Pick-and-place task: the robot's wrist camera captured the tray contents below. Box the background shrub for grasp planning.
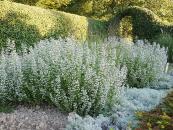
[7,0,39,5]
[154,33,173,63]
[109,6,173,40]
[36,0,71,9]
[0,1,108,51]
[7,0,173,22]
[4,0,173,42]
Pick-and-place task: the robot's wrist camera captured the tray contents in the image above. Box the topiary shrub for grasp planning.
[115,16,133,40]
[0,1,108,51]
[5,0,72,7]
[109,6,173,40]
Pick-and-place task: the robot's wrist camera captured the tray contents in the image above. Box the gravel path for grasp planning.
[0,105,68,130]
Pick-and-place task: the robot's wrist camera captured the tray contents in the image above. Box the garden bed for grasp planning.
[0,38,173,130]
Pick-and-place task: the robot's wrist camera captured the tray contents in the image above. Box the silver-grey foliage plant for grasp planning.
[104,37,168,88]
[0,37,167,116]
[0,38,127,116]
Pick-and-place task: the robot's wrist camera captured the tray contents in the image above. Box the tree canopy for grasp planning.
[7,0,173,22]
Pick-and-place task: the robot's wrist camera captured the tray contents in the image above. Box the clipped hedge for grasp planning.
[0,1,108,50]
[5,0,39,5]
[109,6,173,40]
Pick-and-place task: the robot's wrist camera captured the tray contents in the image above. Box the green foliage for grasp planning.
[0,103,14,113]
[36,0,71,9]
[109,6,173,40]
[109,0,173,39]
[0,12,41,50]
[140,0,173,23]
[5,0,173,41]
[5,0,173,22]
[35,0,115,19]
[154,33,173,63]
[116,17,133,39]
[5,0,39,5]
[114,0,173,22]
[0,1,107,51]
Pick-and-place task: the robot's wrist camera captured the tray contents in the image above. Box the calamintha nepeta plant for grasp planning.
[104,37,167,88]
[0,38,127,116]
[0,37,168,116]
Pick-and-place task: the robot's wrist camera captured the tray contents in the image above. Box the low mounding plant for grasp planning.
[66,113,109,130]
[0,38,127,116]
[65,87,168,130]
[104,37,167,88]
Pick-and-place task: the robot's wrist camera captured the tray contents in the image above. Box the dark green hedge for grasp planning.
[0,1,108,50]
[155,33,173,62]
[109,6,173,40]
[6,0,39,5]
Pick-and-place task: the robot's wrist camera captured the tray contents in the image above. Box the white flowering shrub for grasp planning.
[104,37,168,88]
[0,38,127,116]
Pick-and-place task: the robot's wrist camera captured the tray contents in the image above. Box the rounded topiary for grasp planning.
[109,6,173,40]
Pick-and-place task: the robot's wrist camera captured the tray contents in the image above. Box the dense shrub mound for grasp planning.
[0,1,107,50]
[109,6,173,40]
[0,38,168,116]
[0,38,127,116]
[105,38,167,88]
